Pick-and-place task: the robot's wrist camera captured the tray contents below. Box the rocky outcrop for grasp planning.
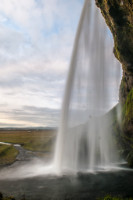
[96,0,133,166]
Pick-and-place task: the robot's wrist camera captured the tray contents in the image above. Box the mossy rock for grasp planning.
[122,88,133,133]
[119,88,133,165]
[0,193,3,200]
[0,193,15,200]
[99,195,133,200]
[0,193,27,200]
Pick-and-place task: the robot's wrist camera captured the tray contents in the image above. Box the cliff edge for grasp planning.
[96,0,133,166]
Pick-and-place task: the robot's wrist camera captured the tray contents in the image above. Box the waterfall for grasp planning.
[54,0,121,174]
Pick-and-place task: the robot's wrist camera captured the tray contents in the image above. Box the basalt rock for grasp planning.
[96,0,133,166]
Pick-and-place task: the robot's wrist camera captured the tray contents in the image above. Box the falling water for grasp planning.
[54,0,121,174]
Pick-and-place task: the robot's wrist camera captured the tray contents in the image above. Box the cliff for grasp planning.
[96,0,133,166]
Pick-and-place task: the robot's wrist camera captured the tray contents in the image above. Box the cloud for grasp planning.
[0,0,83,57]
[0,0,84,121]
[0,0,122,128]
[0,105,60,127]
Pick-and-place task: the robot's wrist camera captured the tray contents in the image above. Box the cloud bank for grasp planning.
[0,0,84,127]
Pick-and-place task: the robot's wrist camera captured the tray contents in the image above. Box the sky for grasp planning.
[0,0,122,128]
[0,0,85,128]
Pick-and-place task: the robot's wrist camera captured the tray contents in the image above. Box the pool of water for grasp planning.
[0,168,133,200]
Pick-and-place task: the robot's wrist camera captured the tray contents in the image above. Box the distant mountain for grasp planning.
[0,126,57,131]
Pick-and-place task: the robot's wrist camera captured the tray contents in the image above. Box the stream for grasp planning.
[0,142,38,164]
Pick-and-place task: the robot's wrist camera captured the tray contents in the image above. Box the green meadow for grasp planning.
[0,129,56,165]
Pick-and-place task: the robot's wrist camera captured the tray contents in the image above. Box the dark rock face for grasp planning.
[96,0,133,71]
[95,0,133,166]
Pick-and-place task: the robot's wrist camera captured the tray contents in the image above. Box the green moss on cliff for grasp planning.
[121,89,133,166]
[122,88,133,126]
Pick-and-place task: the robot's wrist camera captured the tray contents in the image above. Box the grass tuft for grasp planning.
[0,144,18,165]
[99,195,133,200]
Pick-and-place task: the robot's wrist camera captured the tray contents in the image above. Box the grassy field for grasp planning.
[0,129,56,165]
[0,144,18,165]
[0,129,56,151]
